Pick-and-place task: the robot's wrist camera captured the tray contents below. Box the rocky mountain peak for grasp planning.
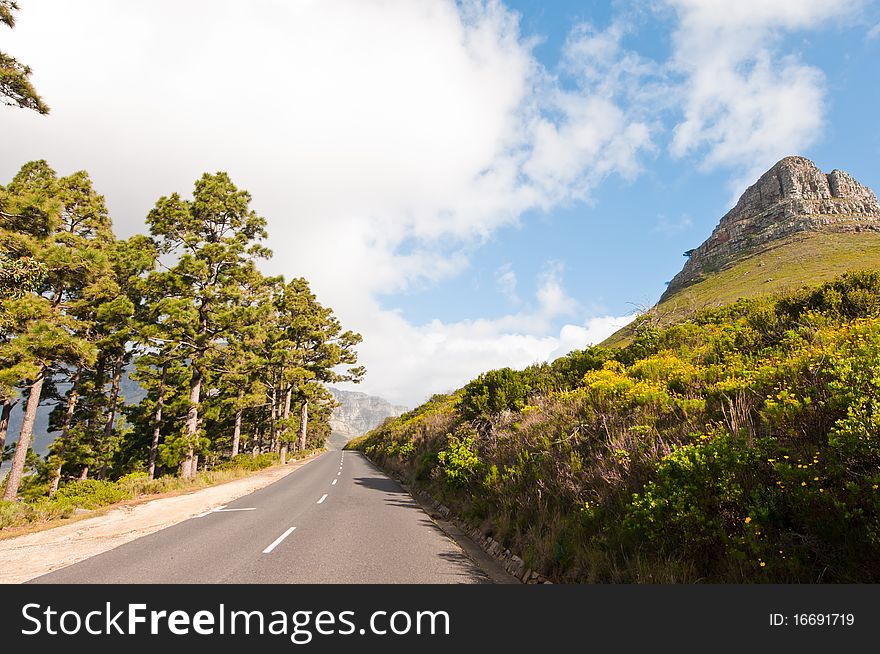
[736,156,876,208]
[662,156,880,300]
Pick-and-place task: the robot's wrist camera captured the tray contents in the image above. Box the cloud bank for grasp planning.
[0,0,864,405]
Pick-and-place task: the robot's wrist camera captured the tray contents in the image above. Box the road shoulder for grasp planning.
[0,452,324,584]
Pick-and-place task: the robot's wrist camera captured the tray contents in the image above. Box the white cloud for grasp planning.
[654,213,693,234]
[337,278,634,406]
[562,21,669,112]
[495,263,520,304]
[666,0,863,185]
[548,315,637,360]
[2,0,863,406]
[534,261,579,322]
[520,21,660,205]
[1,0,649,406]
[868,22,880,39]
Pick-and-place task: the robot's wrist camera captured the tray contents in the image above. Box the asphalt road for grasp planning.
[30,451,491,584]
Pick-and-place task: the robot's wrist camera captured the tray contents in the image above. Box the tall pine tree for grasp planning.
[1,162,111,500]
[145,172,269,478]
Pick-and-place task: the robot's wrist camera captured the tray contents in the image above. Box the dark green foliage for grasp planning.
[0,256,46,299]
[460,368,533,422]
[216,453,279,472]
[1,160,361,513]
[546,346,610,388]
[52,479,128,509]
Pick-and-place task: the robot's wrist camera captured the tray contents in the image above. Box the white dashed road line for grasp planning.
[317,494,328,504]
[196,505,256,518]
[331,479,337,485]
[195,505,226,518]
[262,527,296,554]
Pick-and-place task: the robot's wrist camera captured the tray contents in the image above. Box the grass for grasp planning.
[603,231,880,347]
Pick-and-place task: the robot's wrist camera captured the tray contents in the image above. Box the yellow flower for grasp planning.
[744,517,752,524]
[760,561,766,567]
[801,481,807,486]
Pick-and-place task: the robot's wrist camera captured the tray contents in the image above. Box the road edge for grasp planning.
[356,453,520,585]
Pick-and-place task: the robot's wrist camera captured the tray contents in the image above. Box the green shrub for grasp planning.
[0,500,29,529]
[216,452,279,472]
[625,430,767,558]
[117,472,169,496]
[436,429,482,487]
[52,479,130,509]
[352,270,880,581]
[460,368,532,422]
[0,500,75,529]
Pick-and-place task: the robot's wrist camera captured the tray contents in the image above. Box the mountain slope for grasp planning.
[604,156,880,347]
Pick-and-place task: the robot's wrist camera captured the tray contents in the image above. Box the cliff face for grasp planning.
[328,388,407,441]
[662,156,880,300]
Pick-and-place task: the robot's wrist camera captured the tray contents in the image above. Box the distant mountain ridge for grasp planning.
[327,388,407,449]
[1,368,145,474]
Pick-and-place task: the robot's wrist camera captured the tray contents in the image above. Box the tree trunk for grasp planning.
[253,427,260,457]
[85,355,106,435]
[49,369,81,496]
[269,385,278,454]
[79,466,88,481]
[181,364,202,479]
[98,352,125,479]
[48,463,63,496]
[148,363,167,480]
[0,398,15,458]
[3,369,46,501]
[231,387,244,457]
[280,386,291,464]
[298,397,308,453]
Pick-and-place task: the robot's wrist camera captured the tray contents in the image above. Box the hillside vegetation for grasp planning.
[351,270,880,582]
[604,230,880,347]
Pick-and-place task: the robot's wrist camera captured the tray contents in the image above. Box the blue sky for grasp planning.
[2,0,879,405]
[390,0,880,326]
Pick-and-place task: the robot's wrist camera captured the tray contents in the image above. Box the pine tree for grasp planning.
[276,278,364,452]
[45,235,156,489]
[215,273,276,458]
[1,162,112,500]
[145,172,269,478]
[0,1,49,114]
[121,351,189,478]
